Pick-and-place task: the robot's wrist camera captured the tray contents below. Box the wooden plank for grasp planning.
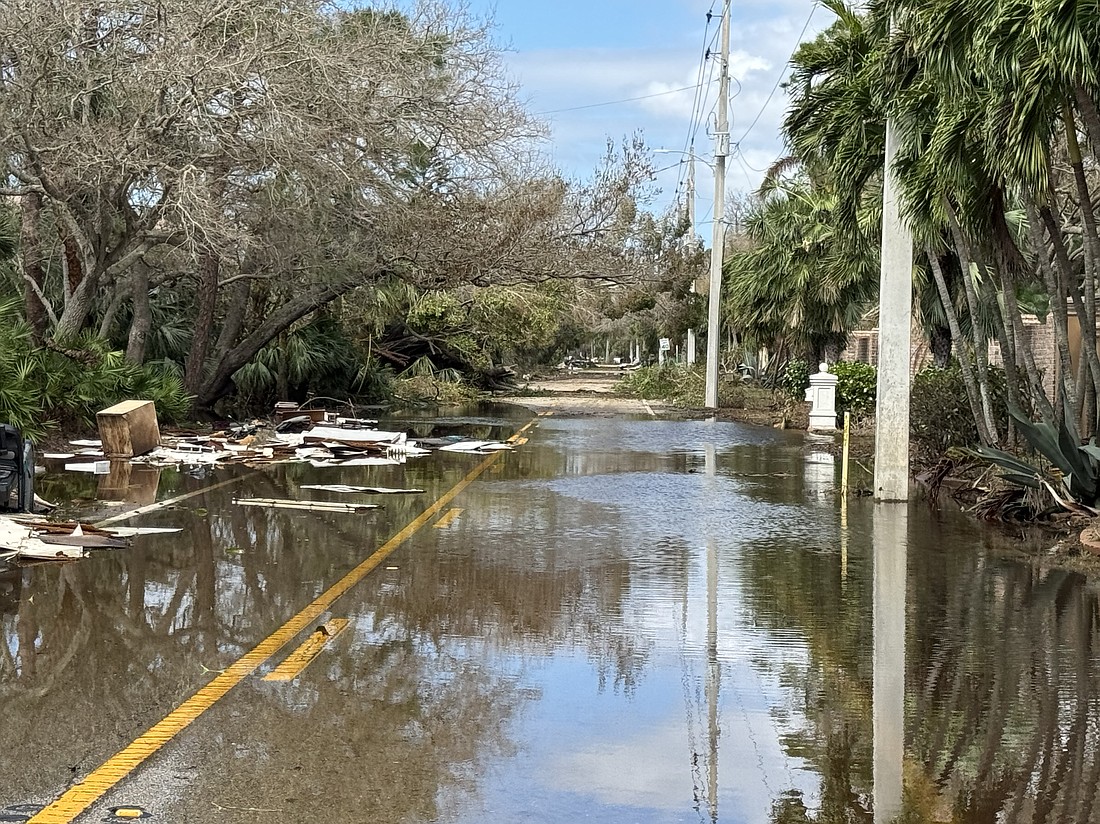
[234,498,379,513]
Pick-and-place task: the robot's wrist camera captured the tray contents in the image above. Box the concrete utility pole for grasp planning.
[686,156,697,365]
[705,0,731,409]
[872,118,912,500]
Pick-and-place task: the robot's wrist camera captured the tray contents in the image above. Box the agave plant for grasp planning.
[973,408,1100,514]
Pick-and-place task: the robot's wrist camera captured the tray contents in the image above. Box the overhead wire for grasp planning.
[732,1,819,158]
[535,83,712,116]
[673,9,723,207]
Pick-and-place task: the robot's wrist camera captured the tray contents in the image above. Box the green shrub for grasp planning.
[0,298,192,440]
[911,364,1007,457]
[781,359,811,398]
[829,361,877,419]
[616,363,744,408]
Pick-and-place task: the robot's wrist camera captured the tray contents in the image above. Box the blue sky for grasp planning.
[462,0,829,221]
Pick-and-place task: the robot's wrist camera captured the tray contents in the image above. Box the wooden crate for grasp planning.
[97,400,161,458]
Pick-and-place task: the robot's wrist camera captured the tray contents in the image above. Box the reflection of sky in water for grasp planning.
[443,418,834,823]
[462,647,820,823]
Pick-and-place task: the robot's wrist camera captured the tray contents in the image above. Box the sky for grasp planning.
[462,0,830,225]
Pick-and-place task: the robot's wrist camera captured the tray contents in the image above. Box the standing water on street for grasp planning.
[1,408,1095,823]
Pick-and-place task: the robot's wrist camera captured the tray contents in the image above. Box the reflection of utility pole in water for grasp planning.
[704,441,719,821]
[706,537,720,823]
[873,504,907,824]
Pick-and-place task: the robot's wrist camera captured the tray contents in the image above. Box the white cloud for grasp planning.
[496,0,829,203]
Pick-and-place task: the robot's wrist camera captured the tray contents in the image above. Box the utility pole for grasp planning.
[705,0,731,410]
[686,156,697,365]
[872,119,913,500]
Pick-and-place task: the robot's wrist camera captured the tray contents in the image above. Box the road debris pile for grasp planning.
[55,420,514,475]
[7,400,526,564]
[0,518,181,562]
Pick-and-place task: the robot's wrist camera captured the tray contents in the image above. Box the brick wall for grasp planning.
[838,319,932,376]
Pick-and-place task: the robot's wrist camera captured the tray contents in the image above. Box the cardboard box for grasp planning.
[97,400,161,458]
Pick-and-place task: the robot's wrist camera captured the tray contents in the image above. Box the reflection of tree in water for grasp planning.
[162,628,525,823]
[0,461,663,815]
[739,513,1100,824]
[369,491,667,697]
[905,546,1100,824]
[738,534,874,824]
[770,727,871,824]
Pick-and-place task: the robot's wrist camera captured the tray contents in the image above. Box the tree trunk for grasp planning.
[19,192,49,344]
[996,253,1056,424]
[211,279,251,367]
[125,262,151,364]
[1026,199,1079,422]
[61,235,82,303]
[945,206,999,443]
[928,247,993,445]
[1038,198,1100,421]
[197,276,364,409]
[1073,82,1100,164]
[183,250,220,396]
[98,279,128,340]
[275,332,290,401]
[54,250,99,342]
[1064,103,1100,435]
[979,271,1021,412]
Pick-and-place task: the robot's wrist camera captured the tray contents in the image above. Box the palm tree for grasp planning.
[725,173,879,363]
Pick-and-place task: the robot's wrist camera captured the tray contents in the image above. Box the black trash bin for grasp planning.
[0,424,34,513]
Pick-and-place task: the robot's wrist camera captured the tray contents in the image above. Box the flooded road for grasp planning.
[2,407,1099,823]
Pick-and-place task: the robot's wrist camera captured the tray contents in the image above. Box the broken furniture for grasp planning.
[97,400,161,458]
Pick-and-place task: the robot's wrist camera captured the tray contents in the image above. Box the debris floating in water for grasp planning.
[233,497,380,514]
[299,485,425,494]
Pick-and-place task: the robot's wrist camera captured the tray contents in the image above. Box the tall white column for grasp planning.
[873,118,913,500]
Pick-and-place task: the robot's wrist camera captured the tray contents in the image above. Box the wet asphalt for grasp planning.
[3,405,1099,823]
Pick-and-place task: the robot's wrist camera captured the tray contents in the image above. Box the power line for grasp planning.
[734,1,818,147]
[535,83,708,115]
[675,11,723,201]
[734,153,758,189]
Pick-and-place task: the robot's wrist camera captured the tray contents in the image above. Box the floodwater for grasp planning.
[1,406,1098,823]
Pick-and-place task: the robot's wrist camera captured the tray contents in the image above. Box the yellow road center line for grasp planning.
[432,507,463,529]
[29,417,539,824]
[262,618,350,682]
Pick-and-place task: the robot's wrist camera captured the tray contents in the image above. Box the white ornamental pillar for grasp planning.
[807,363,838,432]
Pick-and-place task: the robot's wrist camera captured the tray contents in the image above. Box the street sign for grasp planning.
[659,338,671,351]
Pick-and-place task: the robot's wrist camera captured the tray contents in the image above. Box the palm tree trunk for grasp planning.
[1064,103,1100,434]
[927,247,993,445]
[1073,82,1100,163]
[945,204,999,442]
[979,270,1021,412]
[1038,200,1100,407]
[1025,198,1079,422]
[995,250,1056,424]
